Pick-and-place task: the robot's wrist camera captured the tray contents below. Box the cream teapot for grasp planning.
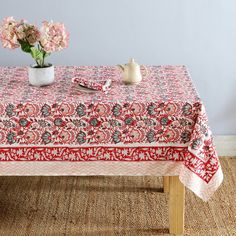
[118,58,148,85]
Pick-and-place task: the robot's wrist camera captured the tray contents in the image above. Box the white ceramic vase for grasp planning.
[28,64,54,87]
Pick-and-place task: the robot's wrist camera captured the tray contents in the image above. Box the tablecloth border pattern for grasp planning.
[0,145,219,183]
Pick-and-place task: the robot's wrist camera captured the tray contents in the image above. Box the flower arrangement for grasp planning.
[0,17,69,68]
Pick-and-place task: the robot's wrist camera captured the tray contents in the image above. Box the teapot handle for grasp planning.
[141,65,149,78]
[117,64,125,71]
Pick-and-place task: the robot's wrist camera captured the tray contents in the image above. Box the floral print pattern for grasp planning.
[0,66,220,184]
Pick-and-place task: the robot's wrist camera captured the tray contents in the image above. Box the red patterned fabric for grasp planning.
[71,76,111,92]
[0,65,223,200]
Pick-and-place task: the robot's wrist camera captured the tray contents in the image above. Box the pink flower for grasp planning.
[25,25,40,45]
[40,21,69,53]
[16,22,40,45]
[0,16,19,49]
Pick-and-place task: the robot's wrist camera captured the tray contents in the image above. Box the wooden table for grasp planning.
[164,176,185,235]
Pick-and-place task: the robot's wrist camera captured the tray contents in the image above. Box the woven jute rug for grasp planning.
[0,157,235,236]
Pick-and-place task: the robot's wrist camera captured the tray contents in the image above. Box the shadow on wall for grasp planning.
[213,79,236,135]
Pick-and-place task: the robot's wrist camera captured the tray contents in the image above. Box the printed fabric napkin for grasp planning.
[72,77,112,92]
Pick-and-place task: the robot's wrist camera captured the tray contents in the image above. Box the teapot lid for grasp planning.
[130,58,135,63]
[128,58,139,66]
[129,58,136,64]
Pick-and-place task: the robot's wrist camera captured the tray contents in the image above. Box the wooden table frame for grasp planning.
[163,176,185,235]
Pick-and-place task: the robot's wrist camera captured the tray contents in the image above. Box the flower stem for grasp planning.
[39,42,47,67]
[42,52,46,67]
[36,60,40,67]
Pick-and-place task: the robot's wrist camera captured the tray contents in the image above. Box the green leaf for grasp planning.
[44,52,51,58]
[30,47,43,61]
[18,39,32,53]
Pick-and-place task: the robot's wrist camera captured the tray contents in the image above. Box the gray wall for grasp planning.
[0,0,235,135]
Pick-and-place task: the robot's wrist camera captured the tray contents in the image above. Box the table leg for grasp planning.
[163,176,170,193]
[169,176,185,235]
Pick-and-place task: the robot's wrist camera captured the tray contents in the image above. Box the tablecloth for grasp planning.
[0,65,223,201]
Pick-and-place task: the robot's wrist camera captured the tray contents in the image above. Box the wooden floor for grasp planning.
[0,157,235,236]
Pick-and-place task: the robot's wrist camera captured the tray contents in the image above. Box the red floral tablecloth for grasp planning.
[0,65,223,201]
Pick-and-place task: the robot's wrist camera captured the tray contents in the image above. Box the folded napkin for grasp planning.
[72,77,112,92]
